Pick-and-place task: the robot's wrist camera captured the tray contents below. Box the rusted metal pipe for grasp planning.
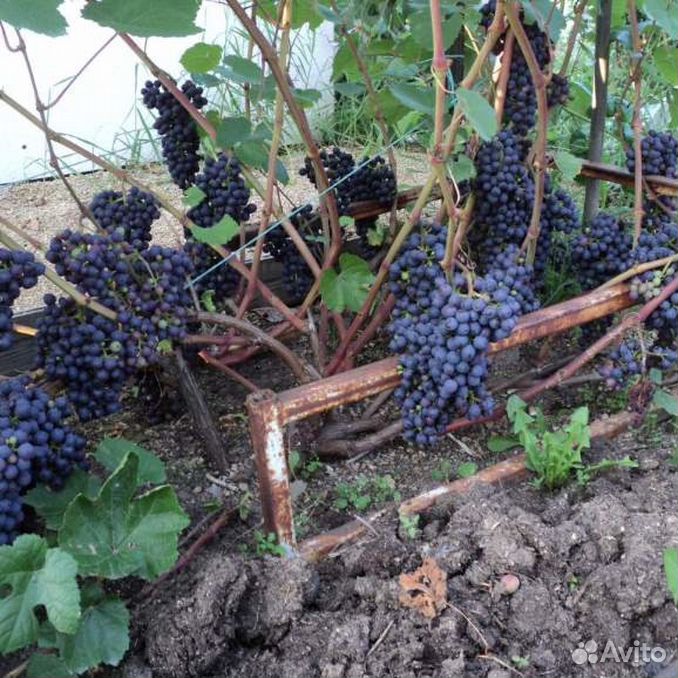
[279,283,632,423]
[300,408,637,561]
[245,390,296,547]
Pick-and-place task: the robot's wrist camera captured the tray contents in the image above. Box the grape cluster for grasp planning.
[388,223,533,445]
[299,148,396,253]
[90,187,160,250]
[470,131,578,278]
[0,376,86,543]
[547,74,570,108]
[183,239,240,304]
[40,231,194,420]
[625,130,678,178]
[598,337,644,390]
[0,249,44,351]
[570,212,633,291]
[141,79,208,188]
[265,204,322,304]
[187,153,257,227]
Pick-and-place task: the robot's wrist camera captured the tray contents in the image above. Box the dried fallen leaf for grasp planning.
[399,557,447,619]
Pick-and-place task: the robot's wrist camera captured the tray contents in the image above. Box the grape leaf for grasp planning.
[293,88,322,109]
[664,548,678,605]
[522,0,566,41]
[59,453,189,580]
[448,154,476,182]
[0,0,67,36]
[183,186,207,208]
[320,254,375,313]
[234,140,269,171]
[409,10,462,50]
[641,0,678,39]
[220,56,264,84]
[216,117,252,149]
[455,88,497,141]
[181,42,223,74]
[554,149,584,182]
[82,0,201,37]
[334,82,366,96]
[94,438,166,485]
[26,653,71,678]
[24,471,101,532]
[55,598,129,673]
[0,535,80,654]
[653,389,678,416]
[190,214,239,246]
[653,45,678,86]
[390,83,435,116]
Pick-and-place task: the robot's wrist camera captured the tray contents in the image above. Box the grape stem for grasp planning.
[598,252,678,290]
[627,0,644,246]
[505,4,549,265]
[559,0,589,76]
[494,29,514,125]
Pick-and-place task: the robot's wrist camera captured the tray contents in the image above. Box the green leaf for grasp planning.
[554,149,584,182]
[293,88,322,109]
[320,253,375,313]
[26,653,71,678]
[649,368,663,385]
[653,389,678,416]
[82,0,201,37]
[24,471,101,531]
[221,55,264,84]
[190,214,240,247]
[664,548,678,605]
[0,536,80,654]
[641,0,678,39]
[94,438,166,485]
[457,462,478,478]
[183,185,207,208]
[234,140,269,171]
[448,154,476,182]
[409,10,462,50]
[180,42,222,74]
[487,436,520,453]
[56,598,130,673]
[0,0,67,36]
[653,45,678,86]
[275,159,289,185]
[59,453,189,580]
[389,83,435,116]
[333,42,361,81]
[216,116,252,149]
[455,88,497,141]
[334,82,366,96]
[522,0,566,41]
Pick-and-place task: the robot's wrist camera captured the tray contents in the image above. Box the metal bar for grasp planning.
[245,389,296,547]
[299,408,636,561]
[279,283,633,422]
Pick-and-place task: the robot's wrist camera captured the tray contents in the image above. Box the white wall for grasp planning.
[0,1,335,184]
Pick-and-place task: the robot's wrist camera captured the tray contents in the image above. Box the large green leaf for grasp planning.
[522,0,566,41]
[293,88,322,109]
[409,10,463,50]
[26,654,71,678]
[641,0,678,39]
[190,215,240,247]
[94,438,166,485]
[320,254,375,313]
[216,116,252,149]
[455,88,497,141]
[59,453,189,580]
[181,42,223,74]
[653,44,678,86]
[554,149,584,182]
[24,471,101,531]
[234,140,269,171]
[389,83,435,116]
[82,0,201,37]
[220,56,264,84]
[56,598,129,673]
[0,535,80,654]
[0,0,67,36]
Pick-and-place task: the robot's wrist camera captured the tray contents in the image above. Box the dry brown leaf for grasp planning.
[399,557,448,619]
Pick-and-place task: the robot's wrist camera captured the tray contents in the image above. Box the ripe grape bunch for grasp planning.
[625,130,678,179]
[41,230,195,420]
[388,223,536,445]
[570,212,633,291]
[0,248,44,351]
[0,376,86,544]
[184,153,256,303]
[90,187,160,251]
[141,79,208,188]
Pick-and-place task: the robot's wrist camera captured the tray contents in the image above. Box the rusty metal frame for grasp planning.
[246,282,635,550]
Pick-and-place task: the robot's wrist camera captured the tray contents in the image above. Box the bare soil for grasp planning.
[62,341,677,678]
